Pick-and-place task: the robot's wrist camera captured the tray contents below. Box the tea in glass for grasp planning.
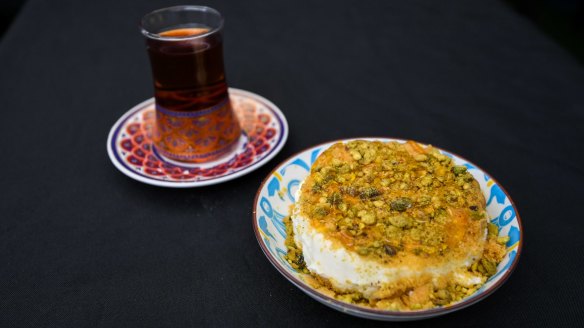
[141,6,241,163]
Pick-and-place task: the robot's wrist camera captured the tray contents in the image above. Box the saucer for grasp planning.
[107,88,288,187]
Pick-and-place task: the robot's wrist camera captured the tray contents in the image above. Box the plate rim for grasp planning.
[107,87,289,188]
[252,137,523,320]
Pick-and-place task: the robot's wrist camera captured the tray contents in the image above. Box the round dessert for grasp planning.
[284,140,508,311]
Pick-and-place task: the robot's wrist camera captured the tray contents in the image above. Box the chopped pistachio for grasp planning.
[388,215,412,228]
[420,175,433,186]
[372,200,385,208]
[487,223,499,237]
[452,165,467,175]
[358,210,376,225]
[390,197,412,212]
[416,195,432,206]
[481,258,497,276]
[328,192,342,205]
[359,187,381,199]
[435,289,450,301]
[357,247,370,256]
[384,244,397,256]
[414,154,427,162]
[340,186,357,197]
[313,206,329,216]
[349,150,362,160]
[311,182,322,193]
[470,211,485,221]
[497,236,510,245]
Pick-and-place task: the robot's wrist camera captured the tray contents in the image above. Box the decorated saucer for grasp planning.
[107,88,288,187]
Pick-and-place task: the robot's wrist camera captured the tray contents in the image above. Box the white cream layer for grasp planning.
[291,181,485,297]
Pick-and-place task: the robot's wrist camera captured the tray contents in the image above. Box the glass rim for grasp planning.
[140,5,224,41]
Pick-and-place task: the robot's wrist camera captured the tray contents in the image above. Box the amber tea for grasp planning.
[146,27,228,112]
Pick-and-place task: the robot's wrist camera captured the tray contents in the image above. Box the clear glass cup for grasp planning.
[141,6,241,163]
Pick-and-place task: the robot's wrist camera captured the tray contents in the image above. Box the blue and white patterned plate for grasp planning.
[253,138,522,321]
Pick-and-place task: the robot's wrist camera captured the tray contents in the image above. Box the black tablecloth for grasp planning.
[1,0,583,327]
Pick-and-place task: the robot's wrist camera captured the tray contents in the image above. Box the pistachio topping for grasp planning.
[295,140,486,260]
[284,140,509,312]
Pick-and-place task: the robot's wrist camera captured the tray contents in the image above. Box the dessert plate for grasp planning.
[252,137,522,321]
[107,88,288,187]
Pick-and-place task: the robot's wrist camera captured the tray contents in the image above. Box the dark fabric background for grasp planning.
[1,0,583,327]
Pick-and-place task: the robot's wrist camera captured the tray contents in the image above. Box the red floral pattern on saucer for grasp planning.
[107,88,288,187]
